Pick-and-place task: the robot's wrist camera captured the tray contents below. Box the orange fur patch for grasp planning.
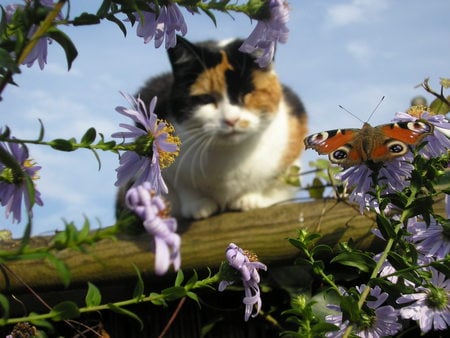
[189,51,234,96]
[244,70,282,114]
[280,112,308,168]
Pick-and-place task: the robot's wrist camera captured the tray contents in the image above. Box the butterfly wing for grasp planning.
[303,129,358,154]
[378,121,433,144]
[304,121,434,167]
[367,121,433,162]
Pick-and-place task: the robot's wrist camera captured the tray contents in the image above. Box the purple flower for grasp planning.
[397,268,450,333]
[239,0,290,67]
[326,285,402,337]
[133,3,187,49]
[22,25,51,70]
[393,111,450,158]
[406,195,450,260]
[112,92,180,194]
[125,181,181,275]
[337,156,413,213]
[0,139,43,223]
[5,1,62,70]
[218,243,267,321]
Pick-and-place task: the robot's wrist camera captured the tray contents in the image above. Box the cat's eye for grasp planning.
[193,94,218,106]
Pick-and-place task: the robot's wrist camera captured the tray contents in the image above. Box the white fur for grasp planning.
[163,96,297,219]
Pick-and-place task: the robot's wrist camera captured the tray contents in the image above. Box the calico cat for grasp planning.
[135,36,308,219]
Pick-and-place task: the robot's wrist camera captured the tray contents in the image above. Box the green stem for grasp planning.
[342,206,411,338]
[1,137,129,153]
[4,272,221,325]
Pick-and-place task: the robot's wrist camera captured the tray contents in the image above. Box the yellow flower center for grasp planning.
[244,250,259,262]
[23,158,40,180]
[407,105,432,118]
[155,121,180,169]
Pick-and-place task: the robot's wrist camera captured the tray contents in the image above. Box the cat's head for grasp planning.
[167,36,283,144]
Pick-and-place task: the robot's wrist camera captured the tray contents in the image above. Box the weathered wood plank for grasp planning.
[1,199,381,291]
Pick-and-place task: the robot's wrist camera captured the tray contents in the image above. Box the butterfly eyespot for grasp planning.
[386,140,408,155]
[331,148,349,161]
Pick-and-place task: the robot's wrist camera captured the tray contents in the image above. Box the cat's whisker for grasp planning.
[191,133,212,181]
[189,133,213,189]
[173,131,209,187]
[199,136,215,179]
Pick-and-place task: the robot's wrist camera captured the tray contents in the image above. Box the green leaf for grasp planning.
[85,282,102,307]
[50,301,80,321]
[46,254,71,287]
[185,270,198,289]
[81,127,96,145]
[78,218,91,242]
[309,177,325,199]
[376,213,396,240]
[430,96,450,115]
[340,295,361,323]
[387,252,421,284]
[132,264,145,300]
[0,47,20,75]
[161,286,186,301]
[37,118,45,141]
[96,0,112,17]
[331,251,375,273]
[46,28,78,70]
[106,13,128,36]
[311,244,333,257]
[0,293,9,319]
[149,292,166,306]
[199,7,217,27]
[186,291,199,305]
[174,269,184,287]
[107,303,144,330]
[72,12,101,26]
[50,138,75,151]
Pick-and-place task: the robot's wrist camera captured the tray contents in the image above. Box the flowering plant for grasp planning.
[285,86,450,337]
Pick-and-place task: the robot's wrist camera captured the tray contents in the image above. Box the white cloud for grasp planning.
[326,0,389,27]
[346,40,373,65]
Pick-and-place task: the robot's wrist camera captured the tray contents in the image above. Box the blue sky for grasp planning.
[1,0,449,237]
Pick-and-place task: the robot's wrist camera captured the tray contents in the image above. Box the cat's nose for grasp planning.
[224,118,239,127]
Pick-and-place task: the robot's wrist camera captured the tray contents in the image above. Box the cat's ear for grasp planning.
[167,36,219,76]
[168,36,205,68]
[167,36,198,65]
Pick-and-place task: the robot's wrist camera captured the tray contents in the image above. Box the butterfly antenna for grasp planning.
[338,105,364,123]
[366,96,385,123]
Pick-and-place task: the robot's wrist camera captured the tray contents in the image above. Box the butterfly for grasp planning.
[303,121,434,168]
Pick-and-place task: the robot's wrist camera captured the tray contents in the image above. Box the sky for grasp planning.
[1,0,449,238]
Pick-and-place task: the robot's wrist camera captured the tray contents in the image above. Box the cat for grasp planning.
[133,36,308,219]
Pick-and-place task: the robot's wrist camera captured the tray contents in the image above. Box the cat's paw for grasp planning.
[228,193,269,211]
[180,198,219,219]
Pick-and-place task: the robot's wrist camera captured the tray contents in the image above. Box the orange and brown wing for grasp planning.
[378,121,433,145]
[304,129,358,155]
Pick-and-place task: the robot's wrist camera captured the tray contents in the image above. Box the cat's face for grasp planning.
[168,38,283,144]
